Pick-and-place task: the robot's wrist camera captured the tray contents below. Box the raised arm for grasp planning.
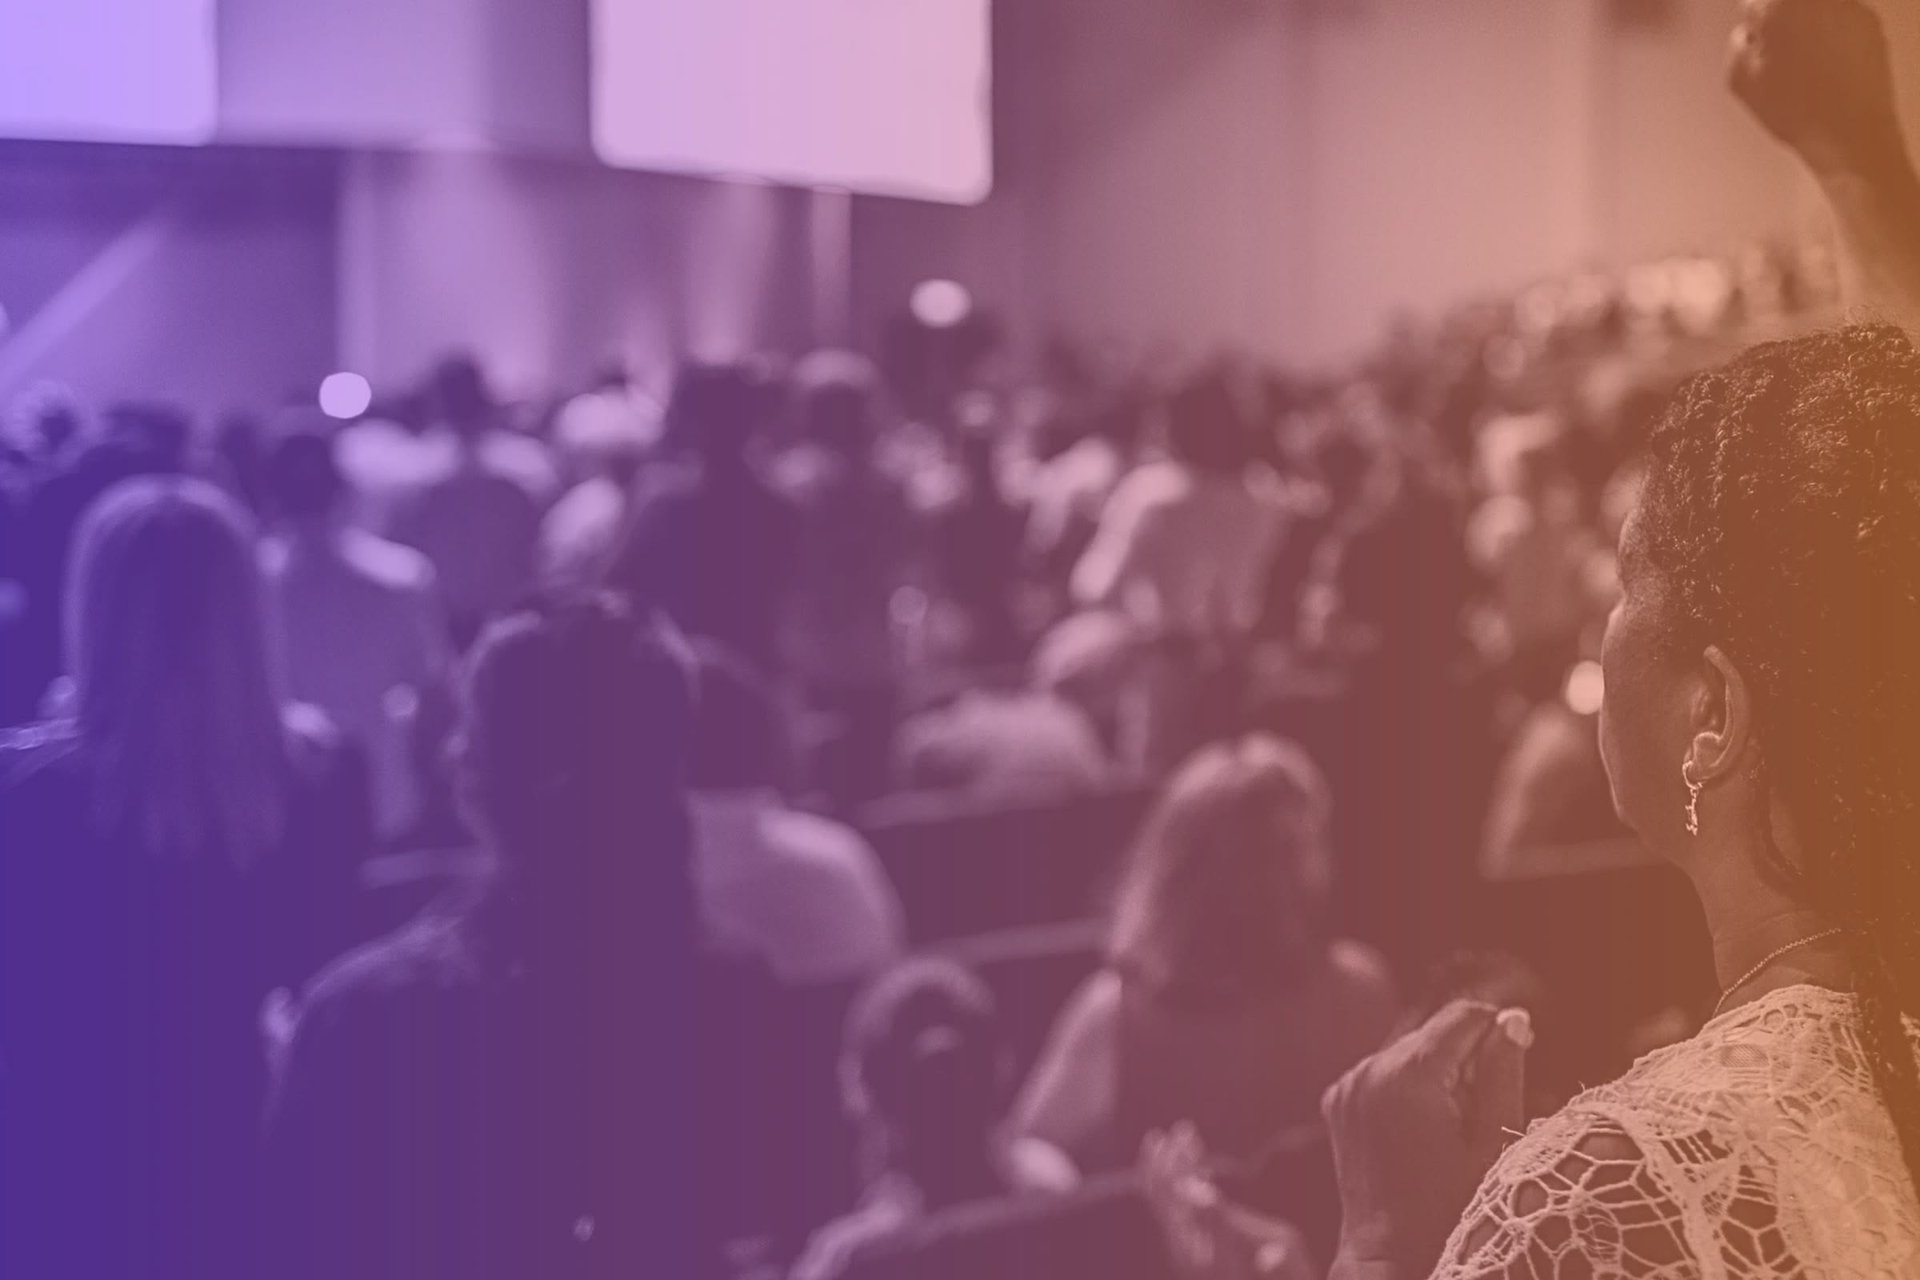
[1731,0,1920,337]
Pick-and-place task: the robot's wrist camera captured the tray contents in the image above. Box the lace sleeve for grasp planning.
[1428,987,1919,1278]
[1430,1110,1705,1280]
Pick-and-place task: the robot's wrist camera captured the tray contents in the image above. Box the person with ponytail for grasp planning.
[1012,735,1398,1186]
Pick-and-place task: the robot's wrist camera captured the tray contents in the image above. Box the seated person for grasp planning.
[892,611,1135,804]
[258,423,448,843]
[600,361,791,673]
[691,647,905,987]
[791,959,1019,1280]
[261,597,747,1280]
[1008,736,1398,1184]
[1071,373,1293,644]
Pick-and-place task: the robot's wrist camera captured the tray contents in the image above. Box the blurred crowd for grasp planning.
[0,230,1839,1279]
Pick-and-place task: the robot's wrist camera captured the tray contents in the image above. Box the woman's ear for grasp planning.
[1688,644,1755,783]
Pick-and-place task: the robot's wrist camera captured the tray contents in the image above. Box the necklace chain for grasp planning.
[1712,927,1846,1018]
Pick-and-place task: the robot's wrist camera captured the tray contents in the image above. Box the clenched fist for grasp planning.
[1729,0,1909,178]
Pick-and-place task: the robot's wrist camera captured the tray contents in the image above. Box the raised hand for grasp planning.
[1729,0,1908,179]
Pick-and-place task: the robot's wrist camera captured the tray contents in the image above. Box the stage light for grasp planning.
[910,279,972,329]
[1565,660,1605,716]
[318,372,373,420]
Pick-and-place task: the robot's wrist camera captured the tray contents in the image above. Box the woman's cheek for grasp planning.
[1598,615,1655,834]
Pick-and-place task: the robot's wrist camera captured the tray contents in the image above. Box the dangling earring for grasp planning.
[1683,760,1703,837]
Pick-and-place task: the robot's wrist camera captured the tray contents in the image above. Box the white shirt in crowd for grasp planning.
[1022,436,1124,561]
[260,529,446,839]
[1071,460,1291,639]
[551,385,661,470]
[691,789,906,987]
[336,420,562,528]
[539,474,628,588]
[893,690,1110,804]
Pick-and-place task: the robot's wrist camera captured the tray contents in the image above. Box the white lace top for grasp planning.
[1432,985,1920,1279]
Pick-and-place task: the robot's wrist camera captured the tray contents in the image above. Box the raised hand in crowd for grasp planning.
[1731,0,1920,333]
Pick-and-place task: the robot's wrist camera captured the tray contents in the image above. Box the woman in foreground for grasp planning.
[1160,4,1920,1276]
[1327,3,1920,1271]
[1333,319,1920,1279]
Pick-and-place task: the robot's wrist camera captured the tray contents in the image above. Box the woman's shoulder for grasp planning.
[1478,986,1880,1185]
[1435,1104,1692,1279]
[1587,984,1877,1122]
[1440,986,1920,1278]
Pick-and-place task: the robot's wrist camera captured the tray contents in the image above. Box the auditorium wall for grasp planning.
[336,150,818,398]
[0,143,339,419]
[862,0,1892,368]
[1,0,1916,413]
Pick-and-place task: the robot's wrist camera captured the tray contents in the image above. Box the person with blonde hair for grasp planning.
[0,476,368,1279]
[1010,735,1398,1185]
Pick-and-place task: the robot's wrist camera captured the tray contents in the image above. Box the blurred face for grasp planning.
[1598,507,1695,857]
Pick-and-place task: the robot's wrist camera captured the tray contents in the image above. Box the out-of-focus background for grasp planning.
[4,0,1915,405]
[1,3,1915,1278]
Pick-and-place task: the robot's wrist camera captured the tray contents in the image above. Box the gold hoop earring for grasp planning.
[1683,760,1704,837]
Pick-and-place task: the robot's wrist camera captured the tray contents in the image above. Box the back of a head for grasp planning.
[450,595,711,1273]
[66,476,288,862]
[1636,324,1920,1190]
[103,401,192,472]
[1165,373,1254,476]
[21,388,84,458]
[663,361,766,465]
[794,349,881,461]
[260,425,345,524]
[688,645,789,792]
[431,354,493,436]
[1638,325,1920,869]
[459,594,696,901]
[1315,428,1379,508]
[957,421,999,487]
[844,958,1007,1203]
[1112,736,1334,1004]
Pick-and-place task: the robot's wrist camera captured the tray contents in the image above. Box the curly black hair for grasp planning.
[1637,323,1920,1198]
